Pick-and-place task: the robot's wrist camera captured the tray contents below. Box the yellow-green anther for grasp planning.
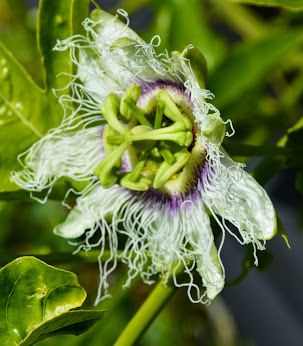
[130,125,157,151]
[128,150,150,181]
[201,113,226,147]
[153,148,191,189]
[119,173,152,191]
[158,90,192,131]
[120,83,141,124]
[131,122,188,146]
[93,140,131,189]
[101,93,129,135]
[103,125,122,170]
[185,131,193,147]
[154,101,164,129]
[123,97,153,127]
[151,147,161,159]
[107,135,125,145]
[158,141,176,165]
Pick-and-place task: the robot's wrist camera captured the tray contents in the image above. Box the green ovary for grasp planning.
[95,83,206,193]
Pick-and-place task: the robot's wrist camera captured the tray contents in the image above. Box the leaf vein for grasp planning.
[0,92,43,138]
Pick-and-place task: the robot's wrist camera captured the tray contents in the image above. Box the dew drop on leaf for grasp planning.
[15,102,24,111]
[54,14,64,26]
[0,58,9,80]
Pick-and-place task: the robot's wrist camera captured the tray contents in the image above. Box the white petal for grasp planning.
[183,199,225,300]
[206,148,277,243]
[77,9,153,93]
[77,10,186,96]
[77,49,121,103]
[12,126,104,191]
[54,184,130,239]
[91,9,146,46]
[54,203,96,239]
[120,190,224,301]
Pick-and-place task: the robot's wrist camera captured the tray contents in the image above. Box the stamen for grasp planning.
[130,122,191,147]
[158,90,192,131]
[107,135,126,145]
[129,150,150,182]
[158,141,176,165]
[101,93,129,135]
[119,173,152,191]
[119,150,152,191]
[93,140,131,188]
[154,101,164,129]
[103,125,122,170]
[96,82,203,193]
[129,125,157,151]
[123,97,153,127]
[120,83,141,124]
[153,148,191,189]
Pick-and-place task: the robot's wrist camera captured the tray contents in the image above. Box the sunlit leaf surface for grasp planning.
[0,0,89,192]
[0,257,105,346]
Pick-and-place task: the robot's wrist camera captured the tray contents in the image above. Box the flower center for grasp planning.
[94,82,206,193]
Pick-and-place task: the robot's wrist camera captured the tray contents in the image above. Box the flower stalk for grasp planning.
[114,263,184,346]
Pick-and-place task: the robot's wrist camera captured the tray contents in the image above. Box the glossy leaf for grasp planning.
[0,257,105,346]
[0,0,90,192]
[37,0,90,90]
[229,0,303,10]
[0,42,48,192]
[208,29,303,109]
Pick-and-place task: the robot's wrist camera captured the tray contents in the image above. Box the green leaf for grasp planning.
[0,42,51,192]
[38,0,90,90]
[147,0,226,71]
[276,215,290,248]
[228,0,303,10]
[0,0,90,193]
[208,29,303,109]
[0,257,106,346]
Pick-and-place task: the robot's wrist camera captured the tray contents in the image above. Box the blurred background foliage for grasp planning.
[1,0,303,345]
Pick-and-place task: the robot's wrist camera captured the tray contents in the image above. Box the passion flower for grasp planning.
[11,9,277,305]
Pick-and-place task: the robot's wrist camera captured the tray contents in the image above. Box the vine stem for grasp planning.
[0,250,125,266]
[223,142,286,157]
[114,264,183,346]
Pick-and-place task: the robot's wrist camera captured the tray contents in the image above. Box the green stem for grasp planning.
[91,0,101,9]
[0,250,124,267]
[114,265,182,346]
[224,142,286,157]
[251,116,303,185]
